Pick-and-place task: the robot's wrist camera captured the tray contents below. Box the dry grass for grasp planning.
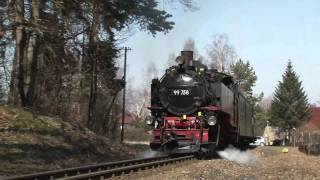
[138,146,320,180]
[0,106,148,178]
[124,127,152,142]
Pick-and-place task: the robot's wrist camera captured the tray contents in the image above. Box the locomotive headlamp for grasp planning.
[165,132,172,139]
[145,116,154,125]
[165,132,176,140]
[181,75,192,82]
[207,115,217,126]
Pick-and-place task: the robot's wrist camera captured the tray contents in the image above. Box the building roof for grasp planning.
[305,107,320,130]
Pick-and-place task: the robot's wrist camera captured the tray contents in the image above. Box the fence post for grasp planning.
[293,133,295,147]
[293,128,296,147]
[308,132,311,155]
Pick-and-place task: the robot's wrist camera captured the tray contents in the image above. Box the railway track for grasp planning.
[3,154,195,180]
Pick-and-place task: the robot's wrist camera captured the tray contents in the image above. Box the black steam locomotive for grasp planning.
[147,51,255,155]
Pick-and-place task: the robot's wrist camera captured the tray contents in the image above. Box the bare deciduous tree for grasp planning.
[130,88,149,126]
[127,61,158,127]
[166,53,177,68]
[182,37,206,63]
[165,0,199,11]
[260,95,273,111]
[147,61,158,80]
[207,34,237,72]
[317,96,320,106]
[0,0,13,102]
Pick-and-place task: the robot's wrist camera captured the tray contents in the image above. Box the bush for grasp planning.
[124,128,151,142]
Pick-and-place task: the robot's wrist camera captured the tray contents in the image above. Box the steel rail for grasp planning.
[58,155,195,180]
[2,155,172,180]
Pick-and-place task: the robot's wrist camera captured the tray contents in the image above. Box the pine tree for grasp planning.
[230,59,267,135]
[270,61,311,131]
[230,59,257,96]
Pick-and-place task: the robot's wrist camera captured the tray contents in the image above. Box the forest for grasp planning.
[0,0,312,139]
[0,0,185,136]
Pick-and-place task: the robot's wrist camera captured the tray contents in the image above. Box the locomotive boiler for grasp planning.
[146,51,255,154]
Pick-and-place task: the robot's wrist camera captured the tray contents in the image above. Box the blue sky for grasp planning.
[122,0,320,103]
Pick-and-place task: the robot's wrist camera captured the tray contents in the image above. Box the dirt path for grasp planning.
[137,146,320,180]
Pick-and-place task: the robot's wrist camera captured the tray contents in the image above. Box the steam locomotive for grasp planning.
[146,51,255,155]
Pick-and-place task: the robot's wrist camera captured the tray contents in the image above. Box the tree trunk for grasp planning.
[9,0,25,106]
[87,0,99,127]
[102,94,118,134]
[25,0,40,107]
[9,0,40,108]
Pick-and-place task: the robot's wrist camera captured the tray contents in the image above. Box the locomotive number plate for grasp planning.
[169,89,192,96]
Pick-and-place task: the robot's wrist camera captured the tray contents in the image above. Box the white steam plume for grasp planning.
[136,149,164,158]
[217,145,257,165]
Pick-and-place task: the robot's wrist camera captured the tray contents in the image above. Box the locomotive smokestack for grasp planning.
[181,51,194,68]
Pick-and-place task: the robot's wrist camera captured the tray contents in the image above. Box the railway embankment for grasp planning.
[0,106,148,178]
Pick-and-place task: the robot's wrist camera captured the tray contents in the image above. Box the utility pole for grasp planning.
[121,47,131,143]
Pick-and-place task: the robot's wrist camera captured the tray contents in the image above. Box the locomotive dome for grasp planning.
[158,51,206,115]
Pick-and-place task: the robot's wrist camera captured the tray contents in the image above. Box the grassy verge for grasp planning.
[0,106,148,177]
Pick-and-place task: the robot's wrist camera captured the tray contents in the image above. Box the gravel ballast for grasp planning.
[137,146,320,180]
